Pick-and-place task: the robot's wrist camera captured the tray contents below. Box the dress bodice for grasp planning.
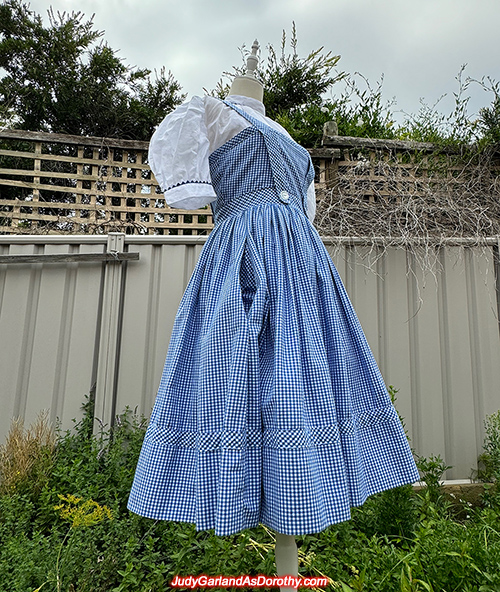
[208,100,315,224]
[147,95,317,221]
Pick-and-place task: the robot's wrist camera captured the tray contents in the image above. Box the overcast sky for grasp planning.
[27,0,500,124]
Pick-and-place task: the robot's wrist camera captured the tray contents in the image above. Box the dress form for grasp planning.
[227,40,264,102]
[130,36,421,585]
[227,40,299,592]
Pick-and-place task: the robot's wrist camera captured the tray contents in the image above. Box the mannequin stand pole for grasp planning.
[275,532,298,591]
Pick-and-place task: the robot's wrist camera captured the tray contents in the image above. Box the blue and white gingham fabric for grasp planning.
[127,100,420,535]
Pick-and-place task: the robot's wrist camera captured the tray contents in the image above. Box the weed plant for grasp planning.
[477,410,500,483]
[0,411,56,496]
[1,399,500,592]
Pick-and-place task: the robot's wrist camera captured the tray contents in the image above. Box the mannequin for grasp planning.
[227,39,264,102]
[228,40,298,592]
[129,35,420,592]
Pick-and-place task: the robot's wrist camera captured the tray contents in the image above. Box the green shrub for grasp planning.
[1,399,500,592]
[351,484,418,541]
[477,409,500,483]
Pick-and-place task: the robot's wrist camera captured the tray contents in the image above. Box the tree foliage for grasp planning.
[276,74,397,147]
[478,82,500,146]
[258,23,343,121]
[1,5,499,152]
[0,0,185,139]
[207,23,345,147]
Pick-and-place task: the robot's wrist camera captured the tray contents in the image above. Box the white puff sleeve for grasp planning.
[148,96,217,210]
[306,181,316,223]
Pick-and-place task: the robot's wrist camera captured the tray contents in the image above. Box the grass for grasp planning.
[0,399,499,592]
[0,410,56,496]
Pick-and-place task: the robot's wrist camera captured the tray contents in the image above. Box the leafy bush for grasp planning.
[478,80,500,147]
[416,454,452,503]
[272,74,396,148]
[0,400,500,592]
[237,30,500,151]
[476,409,500,511]
[477,409,500,483]
[259,23,343,122]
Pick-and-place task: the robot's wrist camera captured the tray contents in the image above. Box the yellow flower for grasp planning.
[53,494,113,528]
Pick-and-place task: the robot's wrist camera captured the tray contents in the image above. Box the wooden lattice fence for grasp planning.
[0,130,214,235]
[1,128,499,237]
[315,132,500,240]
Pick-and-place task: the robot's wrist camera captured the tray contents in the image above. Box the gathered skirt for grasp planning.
[127,201,420,535]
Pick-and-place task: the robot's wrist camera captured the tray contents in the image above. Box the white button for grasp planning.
[279,190,290,203]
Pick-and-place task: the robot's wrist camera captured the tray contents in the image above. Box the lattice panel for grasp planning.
[3,130,498,238]
[0,131,213,235]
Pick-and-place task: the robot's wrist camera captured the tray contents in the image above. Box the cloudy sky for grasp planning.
[27,0,500,123]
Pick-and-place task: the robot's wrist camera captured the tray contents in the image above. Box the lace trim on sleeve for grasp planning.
[163,179,212,192]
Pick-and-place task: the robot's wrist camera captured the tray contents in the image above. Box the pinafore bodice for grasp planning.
[209,100,315,224]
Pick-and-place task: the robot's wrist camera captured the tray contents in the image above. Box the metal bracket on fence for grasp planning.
[0,252,140,264]
[0,233,139,264]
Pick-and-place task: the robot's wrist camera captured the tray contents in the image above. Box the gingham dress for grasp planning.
[127,100,420,536]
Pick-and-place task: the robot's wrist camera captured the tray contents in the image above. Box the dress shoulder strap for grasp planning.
[222,99,268,132]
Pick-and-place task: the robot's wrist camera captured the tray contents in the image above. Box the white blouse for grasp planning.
[148,95,316,222]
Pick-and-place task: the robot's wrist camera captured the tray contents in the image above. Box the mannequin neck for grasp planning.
[227,75,264,103]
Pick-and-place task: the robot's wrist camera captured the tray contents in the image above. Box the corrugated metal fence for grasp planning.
[1,233,499,480]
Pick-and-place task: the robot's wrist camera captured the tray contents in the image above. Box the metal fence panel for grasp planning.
[1,234,499,480]
[0,237,105,439]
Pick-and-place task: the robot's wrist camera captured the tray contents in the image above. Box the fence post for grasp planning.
[93,232,126,432]
[495,236,500,338]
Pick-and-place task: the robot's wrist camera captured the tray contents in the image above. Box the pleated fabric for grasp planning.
[127,100,420,535]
